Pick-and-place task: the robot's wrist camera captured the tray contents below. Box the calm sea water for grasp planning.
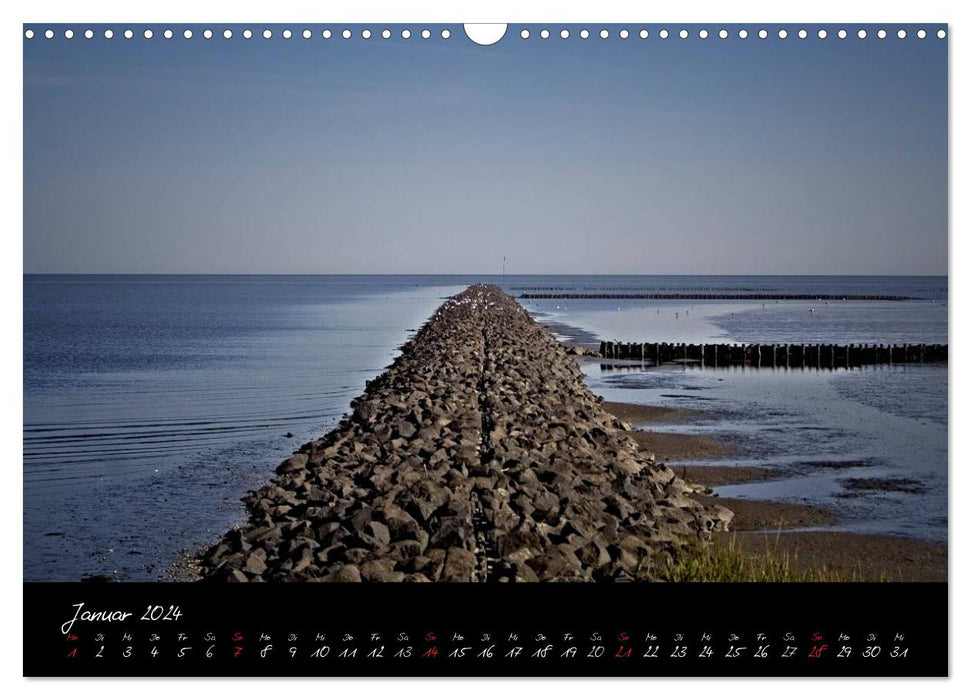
[23,275,947,581]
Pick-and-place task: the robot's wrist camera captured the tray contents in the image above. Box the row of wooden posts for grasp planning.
[598,341,948,368]
[521,293,913,301]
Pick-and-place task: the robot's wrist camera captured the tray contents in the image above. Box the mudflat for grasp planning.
[630,429,736,461]
[604,401,947,582]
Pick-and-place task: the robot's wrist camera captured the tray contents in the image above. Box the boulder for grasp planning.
[325,564,362,582]
[276,453,309,475]
[441,547,478,582]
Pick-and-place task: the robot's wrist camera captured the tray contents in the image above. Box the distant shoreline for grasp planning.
[23,272,949,279]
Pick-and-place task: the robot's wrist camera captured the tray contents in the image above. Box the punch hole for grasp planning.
[758,29,768,39]
[283,29,292,40]
[323,29,332,39]
[442,29,451,39]
[223,29,232,39]
[64,29,74,39]
[640,29,649,39]
[521,29,529,39]
[421,29,431,39]
[342,29,352,39]
[878,29,887,39]
[818,29,827,39]
[143,29,153,39]
[659,29,669,40]
[203,29,213,39]
[898,29,906,39]
[600,29,609,39]
[184,29,193,39]
[619,29,629,39]
[937,29,946,39]
[540,29,550,39]
[303,29,312,39]
[464,24,507,46]
[164,29,173,39]
[105,29,114,39]
[263,29,272,39]
[858,29,867,39]
[719,29,728,39]
[917,29,926,39]
[401,29,411,39]
[698,29,708,39]
[44,29,53,39]
[679,29,688,39]
[738,29,748,39]
[243,29,253,39]
[560,29,569,39]
[838,29,847,39]
[382,29,391,39]
[580,29,589,40]
[25,28,34,39]
[362,29,372,39]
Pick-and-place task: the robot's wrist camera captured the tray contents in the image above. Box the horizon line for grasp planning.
[21,272,949,278]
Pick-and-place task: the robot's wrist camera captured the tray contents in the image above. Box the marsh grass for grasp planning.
[647,532,876,583]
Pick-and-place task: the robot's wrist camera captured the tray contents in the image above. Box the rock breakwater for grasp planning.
[200,285,731,582]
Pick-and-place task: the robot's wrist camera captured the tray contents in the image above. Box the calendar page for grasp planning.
[21,20,948,678]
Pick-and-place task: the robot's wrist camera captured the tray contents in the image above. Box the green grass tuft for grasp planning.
[647,533,869,583]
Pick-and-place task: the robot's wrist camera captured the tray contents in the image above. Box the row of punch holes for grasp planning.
[24,26,948,41]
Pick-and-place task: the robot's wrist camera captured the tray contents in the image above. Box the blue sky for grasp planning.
[23,25,947,274]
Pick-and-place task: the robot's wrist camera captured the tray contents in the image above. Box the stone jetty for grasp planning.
[200,285,731,583]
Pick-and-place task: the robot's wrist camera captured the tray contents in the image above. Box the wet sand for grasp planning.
[630,430,736,461]
[694,495,839,530]
[602,401,704,425]
[605,399,739,462]
[674,465,776,488]
[606,401,948,582]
